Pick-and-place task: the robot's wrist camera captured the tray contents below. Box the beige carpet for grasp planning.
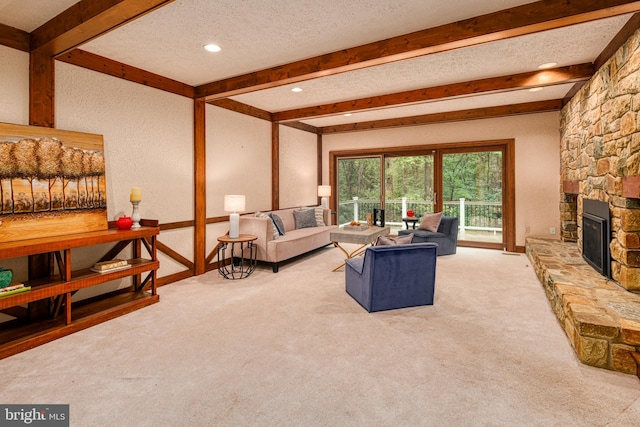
[1,246,639,426]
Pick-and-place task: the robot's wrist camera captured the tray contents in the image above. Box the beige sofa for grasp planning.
[239,207,337,272]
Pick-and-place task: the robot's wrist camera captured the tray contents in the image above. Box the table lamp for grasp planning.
[318,185,331,209]
[224,195,246,238]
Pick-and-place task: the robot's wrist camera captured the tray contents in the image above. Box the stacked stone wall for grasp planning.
[561,28,640,291]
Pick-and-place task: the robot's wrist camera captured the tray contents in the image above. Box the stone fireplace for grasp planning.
[560,28,640,292]
[533,27,640,376]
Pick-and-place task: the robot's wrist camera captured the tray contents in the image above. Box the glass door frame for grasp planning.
[329,139,515,252]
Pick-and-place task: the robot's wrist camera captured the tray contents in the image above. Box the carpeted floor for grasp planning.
[1,246,639,426]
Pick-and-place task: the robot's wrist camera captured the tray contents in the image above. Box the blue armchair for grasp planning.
[398,216,458,255]
[345,243,438,312]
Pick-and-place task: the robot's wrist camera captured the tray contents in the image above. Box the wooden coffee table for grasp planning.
[330,225,390,271]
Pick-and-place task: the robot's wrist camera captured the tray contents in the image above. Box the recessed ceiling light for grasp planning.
[204,44,222,52]
[291,87,303,92]
[538,62,557,69]
[529,87,544,92]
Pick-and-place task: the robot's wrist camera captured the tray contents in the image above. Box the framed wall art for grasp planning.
[0,122,108,242]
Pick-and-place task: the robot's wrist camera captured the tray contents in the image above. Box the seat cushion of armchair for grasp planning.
[398,215,458,255]
[408,230,447,239]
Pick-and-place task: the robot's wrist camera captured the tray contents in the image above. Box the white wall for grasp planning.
[205,105,272,215]
[55,61,194,283]
[205,105,273,251]
[322,112,561,247]
[279,125,318,208]
[0,45,29,125]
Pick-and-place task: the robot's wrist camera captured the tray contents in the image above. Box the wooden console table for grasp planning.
[0,220,160,360]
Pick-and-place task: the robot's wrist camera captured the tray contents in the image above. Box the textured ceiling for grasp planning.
[0,0,78,32]
[80,0,536,85]
[1,0,636,128]
[232,16,630,112]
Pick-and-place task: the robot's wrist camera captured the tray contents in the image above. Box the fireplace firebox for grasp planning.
[582,199,611,278]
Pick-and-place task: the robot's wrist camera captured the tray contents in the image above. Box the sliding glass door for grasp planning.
[442,150,503,245]
[331,140,514,251]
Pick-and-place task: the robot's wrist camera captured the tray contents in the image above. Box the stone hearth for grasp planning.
[527,237,640,376]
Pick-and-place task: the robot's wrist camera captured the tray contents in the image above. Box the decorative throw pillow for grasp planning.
[293,208,317,229]
[394,233,414,244]
[256,212,279,240]
[269,213,286,235]
[418,211,443,232]
[375,233,414,246]
[314,206,325,227]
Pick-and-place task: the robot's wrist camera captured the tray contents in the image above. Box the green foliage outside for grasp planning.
[337,152,503,226]
[442,152,502,203]
[338,152,502,202]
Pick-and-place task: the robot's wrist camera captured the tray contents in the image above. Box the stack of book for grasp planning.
[91,259,131,273]
[0,283,31,298]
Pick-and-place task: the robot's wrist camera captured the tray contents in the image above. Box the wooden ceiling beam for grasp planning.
[318,100,563,134]
[274,64,593,122]
[195,0,640,100]
[208,99,273,121]
[280,121,320,135]
[0,23,29,52]
[30,0,175,56]
[57,49,194,98]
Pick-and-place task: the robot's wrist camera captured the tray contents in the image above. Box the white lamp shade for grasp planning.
[224,195,246,213]
[318,185,331,197]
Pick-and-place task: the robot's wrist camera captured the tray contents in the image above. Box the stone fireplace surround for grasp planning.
[524,27,640,376]
[559,28,640,292]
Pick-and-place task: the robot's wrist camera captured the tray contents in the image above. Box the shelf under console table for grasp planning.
[0,220,160,360]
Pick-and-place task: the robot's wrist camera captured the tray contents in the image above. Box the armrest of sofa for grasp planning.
[239,215,274,258]
[239,215,274,240]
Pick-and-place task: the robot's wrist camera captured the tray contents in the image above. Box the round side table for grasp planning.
[402,217,419,230]
[217,234,258,279]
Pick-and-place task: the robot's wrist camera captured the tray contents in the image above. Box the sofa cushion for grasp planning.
[375,233,414,246]
[269,213,286,236]
[419,211,443,232]
[314,206,325,226]
[293,208,317,229]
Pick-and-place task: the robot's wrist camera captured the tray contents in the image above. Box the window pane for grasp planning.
[385,155,434,233]
[337,157,381,226]
[442,151,502,243]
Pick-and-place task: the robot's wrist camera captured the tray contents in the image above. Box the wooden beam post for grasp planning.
[272,123,279,210]
[194,98,206,275]
[29,52,54,128]
[317,134,323,205]
[28,51,55,317]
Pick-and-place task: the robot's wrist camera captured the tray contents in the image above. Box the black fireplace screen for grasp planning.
[582,199,611,278]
